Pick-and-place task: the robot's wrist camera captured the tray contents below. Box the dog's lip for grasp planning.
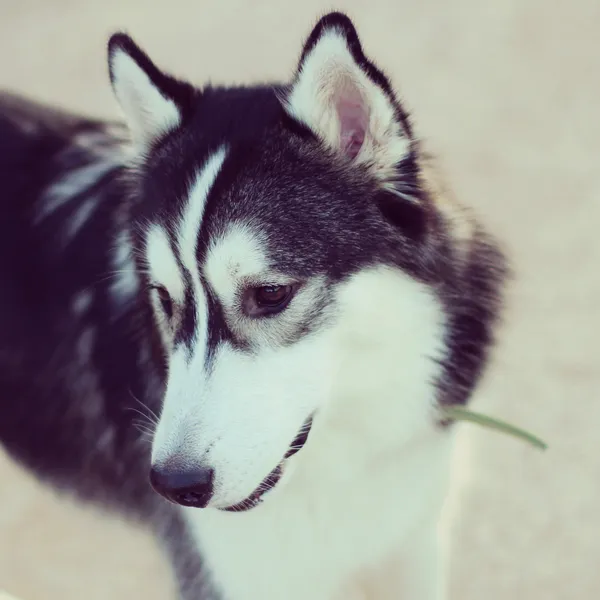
[220,415,314,513]
[221,464,283,513]
[284,415,313,459]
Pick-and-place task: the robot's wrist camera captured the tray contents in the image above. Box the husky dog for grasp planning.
[0,11,506,600]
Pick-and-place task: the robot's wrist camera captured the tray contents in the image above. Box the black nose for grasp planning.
[149,464,215,508]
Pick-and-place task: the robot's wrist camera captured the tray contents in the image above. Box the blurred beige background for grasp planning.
[0,0,598,598]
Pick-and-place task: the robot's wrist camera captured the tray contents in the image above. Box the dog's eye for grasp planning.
[255,285,291,307]
[245,284,294,317]
[151,285,173,319]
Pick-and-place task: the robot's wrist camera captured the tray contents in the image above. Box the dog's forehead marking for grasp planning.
[204,223,268,306]
[176,147,227,279]
[146,224,185,302]
[174,147,228,352]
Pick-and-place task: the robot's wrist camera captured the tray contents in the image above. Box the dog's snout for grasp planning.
[150,462,215,508]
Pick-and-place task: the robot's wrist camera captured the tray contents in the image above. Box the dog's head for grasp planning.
[108,13,504,511]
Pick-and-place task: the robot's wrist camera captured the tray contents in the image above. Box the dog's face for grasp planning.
[108,14,447,511]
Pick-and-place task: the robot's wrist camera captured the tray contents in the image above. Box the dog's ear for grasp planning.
[285,13,413,182]
[108,33,194,149]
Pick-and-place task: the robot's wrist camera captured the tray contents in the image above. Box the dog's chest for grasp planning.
[184,431,452,600]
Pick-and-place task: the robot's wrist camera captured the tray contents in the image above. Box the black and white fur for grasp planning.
[0,13,506,600]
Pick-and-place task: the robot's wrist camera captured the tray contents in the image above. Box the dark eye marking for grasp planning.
[150,284,174,320]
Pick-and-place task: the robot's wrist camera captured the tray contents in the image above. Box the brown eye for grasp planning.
[256,285,290,307]
[245,284,295,316]
[152,285,173,319]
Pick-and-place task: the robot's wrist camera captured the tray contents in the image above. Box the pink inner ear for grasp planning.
[336,86,369,160]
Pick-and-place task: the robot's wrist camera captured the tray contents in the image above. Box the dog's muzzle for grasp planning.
[222,415,315,513]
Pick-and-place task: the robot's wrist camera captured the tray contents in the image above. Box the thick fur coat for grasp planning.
[0,12,505,600]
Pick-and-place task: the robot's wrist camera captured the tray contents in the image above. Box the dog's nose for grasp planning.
[149,463,215,508]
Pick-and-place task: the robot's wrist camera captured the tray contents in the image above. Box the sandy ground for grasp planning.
[0,0,598,598]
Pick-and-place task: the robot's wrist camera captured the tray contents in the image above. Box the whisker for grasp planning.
[126,405,158,428]
[129,390,160,425]
[133,421,155,442]
[134,426,154,438]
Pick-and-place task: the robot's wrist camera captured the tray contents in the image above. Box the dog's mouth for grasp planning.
[221,416,314,513]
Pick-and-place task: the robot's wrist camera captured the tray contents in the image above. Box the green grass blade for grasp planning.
[440,406,548,451]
